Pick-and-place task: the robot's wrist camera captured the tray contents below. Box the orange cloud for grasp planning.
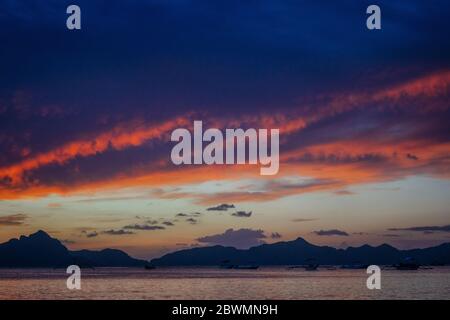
[373,70,450,101]
[0,116,190,185]
[0,137,447,202]
[223,70,450,140]
[0,70,448,201]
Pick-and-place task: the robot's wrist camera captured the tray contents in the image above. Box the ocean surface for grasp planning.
[0,267,449,300]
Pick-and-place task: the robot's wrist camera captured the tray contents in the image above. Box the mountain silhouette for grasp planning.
[71,249,145,267]
[0,230,72,267]
[2,231,449,268]
[151,237,450,266]
[0,230,145,268]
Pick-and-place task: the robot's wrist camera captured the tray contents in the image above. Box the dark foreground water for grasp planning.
[0,267,449,300]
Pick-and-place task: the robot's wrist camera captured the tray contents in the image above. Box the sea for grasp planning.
[0,267,448,300]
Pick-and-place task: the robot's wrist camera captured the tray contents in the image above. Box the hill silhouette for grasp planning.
[0,230,145,268]
[151,237,450,266]
[1,231,449,268]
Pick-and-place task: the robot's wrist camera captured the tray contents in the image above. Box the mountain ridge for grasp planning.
[0,230,146,268]
[151,236,450,266]
[1,231,449,267]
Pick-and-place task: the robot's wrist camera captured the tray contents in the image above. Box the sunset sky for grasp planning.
[0,0,449,259]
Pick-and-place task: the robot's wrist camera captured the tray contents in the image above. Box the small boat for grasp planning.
[218,260,259,269]
[144,264,156,270]
[304,264,319,271]
[233,265,259,270]
[395,257,420,270]
[395,263,419,270]
[304,258,319,271]
[341,263,368,269]
[219,260,234,269]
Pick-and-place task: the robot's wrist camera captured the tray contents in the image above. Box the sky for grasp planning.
[0,0,449,259]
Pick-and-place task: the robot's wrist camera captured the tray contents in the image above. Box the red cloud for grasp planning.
[0,70,448,201]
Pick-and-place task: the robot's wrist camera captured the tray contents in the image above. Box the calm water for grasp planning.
[0,267,449,300]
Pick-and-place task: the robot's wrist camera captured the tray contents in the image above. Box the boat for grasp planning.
[144,264,156,270]
[219,260,234,269]
[395,263,419,270]
[395,257,420,270]
[219,259,259,269]
[233,265,259,270]
[304,258,319,271]
[340,263,368,269]
[304,264,319,271]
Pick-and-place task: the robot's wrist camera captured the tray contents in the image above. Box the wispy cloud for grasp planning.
[406,153,419,161]
[206,204,235,211]
[0,213,28,226]
[47,202,62,208]
[1,70,449,201]
[383,234,401,238]
[85,231,98,238]
[176,212,201,217]
[102,229,134,235]
[291,218,318,222]
[186,218,198,224]
[76,195,150,203]
[231,211,252,218]
[312,229,349,236]
[61,239,76,244]
[388,225,450,233]
[176,213,188,217]
[353,232,369,235]
[334,190,355,196]
[123,224,165,231]
[0,117,189,187]
[271,232,282,239]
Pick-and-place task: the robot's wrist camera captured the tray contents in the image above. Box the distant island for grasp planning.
[0,230,449,268]
[151,237,450,267]
[0,230,145,268]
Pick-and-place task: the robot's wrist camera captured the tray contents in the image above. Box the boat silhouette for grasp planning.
[395,257,420,270]
[340,262,369,269]
[304,258,319,271]
[219,260,259,269]
[233,265,259,270]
